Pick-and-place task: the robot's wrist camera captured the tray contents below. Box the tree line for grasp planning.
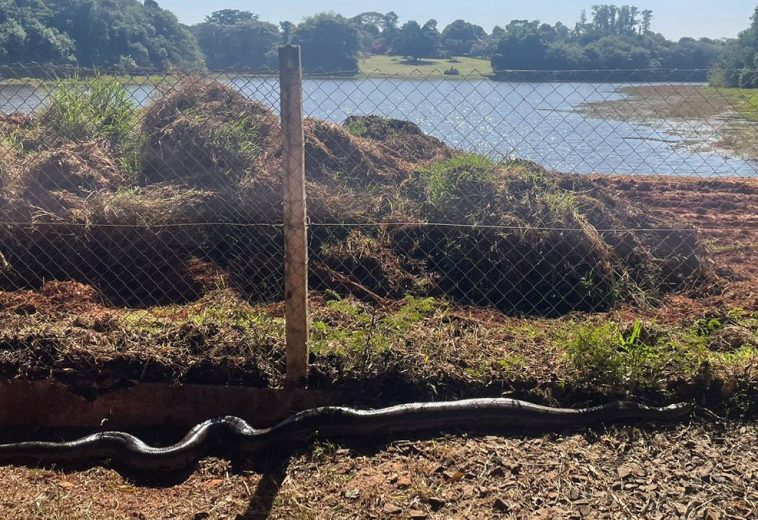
[0,0,203,70]
[713,6,758,87]
[0,0,755,85]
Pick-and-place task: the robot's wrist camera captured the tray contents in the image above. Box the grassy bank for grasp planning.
[1,285,756,412]
[359,55,492,78]
[709,86,758,121]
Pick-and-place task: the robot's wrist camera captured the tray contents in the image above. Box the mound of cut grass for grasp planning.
[140,76,280,187]
[0,78,713,314]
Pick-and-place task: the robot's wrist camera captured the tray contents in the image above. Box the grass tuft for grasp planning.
[39,76,142,174]
[420,154,496,209]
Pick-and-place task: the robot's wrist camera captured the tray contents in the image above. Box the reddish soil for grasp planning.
[0,420,754,519]
[563,175,758,321]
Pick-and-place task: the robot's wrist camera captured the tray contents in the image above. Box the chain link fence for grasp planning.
[0,63,756,384]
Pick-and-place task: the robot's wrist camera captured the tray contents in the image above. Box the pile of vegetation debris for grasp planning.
[0,76,712,314]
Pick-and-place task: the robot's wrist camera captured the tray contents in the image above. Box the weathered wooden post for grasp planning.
[279,45,309,387]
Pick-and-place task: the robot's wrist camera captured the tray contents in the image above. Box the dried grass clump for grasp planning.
[316,229,434,300]
[343,115,451,163]
[378,155,706,314]
[0,113,32,134]
[304,119,409,188]
[2,140,123,222]
[87,185,221,227]
[0,76,713,314]
[572,189,706,295]
[140,77,281,187]
[19,141,123,195]
[0,148,18,194]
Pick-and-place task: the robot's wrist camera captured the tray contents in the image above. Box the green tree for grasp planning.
[663,37,723,70]
[0,0,75,65]
[714,6,758,88]
[46,0,203,69]
[640,10,653,35]
[391,20,440,60]
[351,12,383,53]
[490,20,554,70]
[292,13,360,73]
[441,19,486,56]
[490,6,721,79]
[582,36,651,69]
[193,10,279,70]
[280,21,294,44]
[205,9,257,25]
[143,0,203,70]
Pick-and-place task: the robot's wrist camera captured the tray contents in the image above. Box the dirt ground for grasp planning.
[0,420,754,519]
[561,175,758,318]
[0,176,756,518]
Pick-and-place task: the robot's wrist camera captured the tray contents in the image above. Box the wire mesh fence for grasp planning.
[0,63,756,385]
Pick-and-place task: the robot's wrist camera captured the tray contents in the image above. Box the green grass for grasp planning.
[39,76,142,174]
[5,286,756,410]
[311,295,440,357]
[565,311,758,397]
[359,55,492,78]
[419,154,497,208]
[702,87,758,121]
[343,117,370,137]
[708,87,758,121]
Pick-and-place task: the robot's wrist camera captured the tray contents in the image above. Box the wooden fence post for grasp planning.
[279,45,309,388]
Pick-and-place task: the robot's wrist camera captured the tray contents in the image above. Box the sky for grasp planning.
[157,0,754,41]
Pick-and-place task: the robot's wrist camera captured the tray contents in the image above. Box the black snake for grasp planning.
[0,399,692,471]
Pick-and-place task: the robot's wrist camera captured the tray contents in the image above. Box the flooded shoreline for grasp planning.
[578,84,758,162]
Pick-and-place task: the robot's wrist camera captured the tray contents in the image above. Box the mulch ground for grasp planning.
[0,419,754,519]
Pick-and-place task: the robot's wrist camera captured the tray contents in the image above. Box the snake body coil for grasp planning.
[0,399,692,471]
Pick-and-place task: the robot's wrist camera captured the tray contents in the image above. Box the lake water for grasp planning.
[1,78,755,177]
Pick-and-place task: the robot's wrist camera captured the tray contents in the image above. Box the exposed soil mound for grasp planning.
[140,77,281,187]
[343,115,450,163]
[0,280,104,315]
